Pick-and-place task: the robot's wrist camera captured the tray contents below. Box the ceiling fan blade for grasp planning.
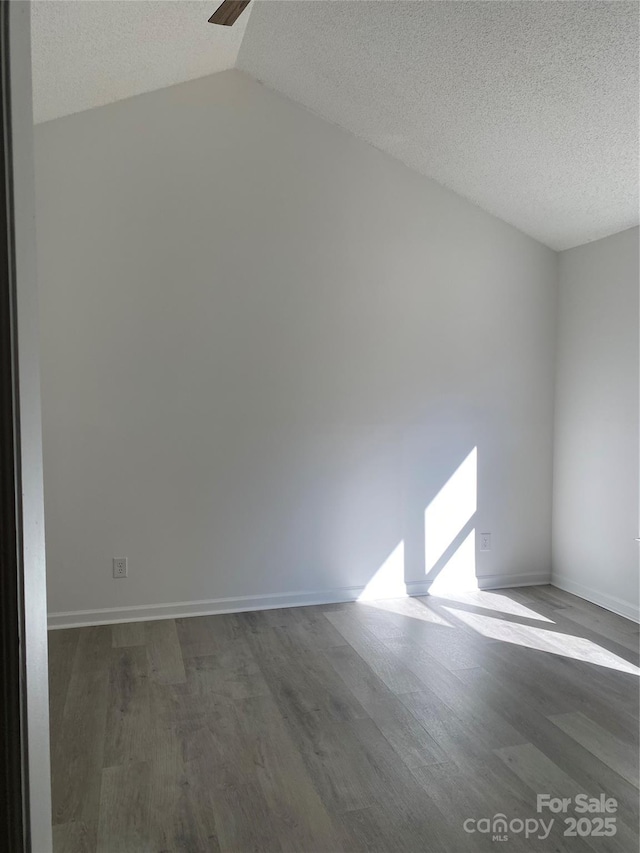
[209,0,251,26]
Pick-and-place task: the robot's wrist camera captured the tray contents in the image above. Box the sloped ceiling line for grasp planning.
[32,1,639,251]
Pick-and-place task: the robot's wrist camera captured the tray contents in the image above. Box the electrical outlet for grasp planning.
[480,533,491,552]
[113,557,128,578]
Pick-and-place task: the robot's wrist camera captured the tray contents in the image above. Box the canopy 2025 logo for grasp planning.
[462,793,618,842]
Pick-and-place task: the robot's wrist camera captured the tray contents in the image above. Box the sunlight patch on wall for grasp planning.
[425,447,477,573]
[425,447,478,592]
[358,540,406,600]
[429,528,478,594]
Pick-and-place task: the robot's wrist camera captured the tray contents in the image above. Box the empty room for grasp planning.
[3,1,639,851]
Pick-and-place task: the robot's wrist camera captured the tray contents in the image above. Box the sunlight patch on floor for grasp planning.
[443,606,640,675]
[361,596,454,627]
[432,590,555,623]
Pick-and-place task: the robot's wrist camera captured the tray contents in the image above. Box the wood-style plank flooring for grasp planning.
[48,586,640,852]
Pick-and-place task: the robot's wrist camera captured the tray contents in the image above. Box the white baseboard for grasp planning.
[404,580,433,596]
[405,572,551,597]
[477,571,551,590]
[47,586,365,629]
[551,575,640,624]
[47,572,552,629]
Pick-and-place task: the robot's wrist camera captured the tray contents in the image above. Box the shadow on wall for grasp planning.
[360,446,480,601]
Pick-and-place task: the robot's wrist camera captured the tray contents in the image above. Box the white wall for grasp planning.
[35,70,558,625]
[553,226,640,621]
[10,1,52,848]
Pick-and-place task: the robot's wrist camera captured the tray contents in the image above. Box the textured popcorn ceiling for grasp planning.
[32,1,638,250]
[238,1,638,251]
[31,0,251,124]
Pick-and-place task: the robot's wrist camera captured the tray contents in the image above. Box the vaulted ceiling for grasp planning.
[31,1,250,123]
[31,1,638,250]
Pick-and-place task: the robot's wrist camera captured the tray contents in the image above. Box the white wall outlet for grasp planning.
[113,557,128,578]
[480,533,492,552]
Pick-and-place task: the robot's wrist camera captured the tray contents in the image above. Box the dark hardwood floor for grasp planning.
[48,586,640,852]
